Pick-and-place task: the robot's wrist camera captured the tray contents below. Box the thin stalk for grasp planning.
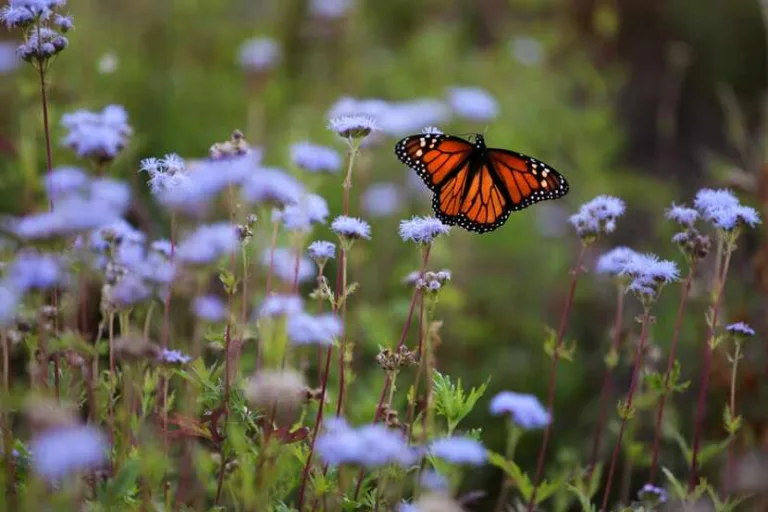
[2,331,14,504]
[405,294,427,442]
[689,247,733,489]
[335,245,349,417]
[589,285,625,474]
[494,426,522,512]
[265,220,279,296]
[600,309,653,512]
[420,316,436,443]
[241,243,250,328]
[108,312,116,373]
[143,302,157,344]
[649,265,695,483]
[527,245,587,511]
[724,340,742,493]
[161,220,176,350]
[37,58,53,208]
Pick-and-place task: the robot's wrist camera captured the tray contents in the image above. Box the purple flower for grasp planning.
[139,153,191,195]
[31,426,108,482]
[619,253,680,285]
[45,166,88,200]
[238,37,280,72]
[568,195,625,239]
[273,193,329,232]
[316,420,417,467]
[331,215,371,240]
[261,248,316,283]
[60,105,132,161]
[176,223,238,265]
[490,391,550,429]
[694,188,739,220]
[378,100,450,137]
[193,295,227,322]
[420,470,449,491]
[241,167,304,207]
[362,183,402,218]
[307,240,335,263]
[711,205,761,231]
[291,142,342,173]
[638,483,668,504]
[257,294,303,318]
[106,274,151,308]
[0,285,20,326]
[0,42,20,73]
[53,13,72,32]
[665,203,699,227]
[309,0,352,19]
[150,239,173,258]
[510,36,544,66]
[447,87,499,121]
[8,251,66,291]
[726,322,755,337]
[422,126,443,135]
[158,348,192,364]
[327,115,378,139]
[287,312,342,345]
[595,247,640,276]
[399,216,450,244]
[429,436,486,465]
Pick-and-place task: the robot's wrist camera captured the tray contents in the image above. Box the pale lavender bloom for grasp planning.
[361,183,402,218]
[0,42,20,73]
[665,203,699,227]
[139,153,191,195]
[8,251,65,291]
[448,87,499,121]
[176,223,238,265]
[711,205,761,231]
[60,105,132,161]
[422,126,443,134]
[420,470,448,491]
[510,36,543,66]
[309,0,352,18]
[15,25,68,61]
[429,437,486,465]
[694,188,739,221]
[327,97,390,121]
[331,215,371,240]
[307,240,335,263]
[327,115,378,138]
[241,167,304,207]
[150,239,173,258]
[568,195,625,239]
[619,253,680,285]
[726,322,755,337]
[45,166,88,201]
[316,420,417,467]
[490,391,550,429]
[89,178,131,212]
[107,274,151,307]
[53,13,72,31]
[287,312,342,345]
[257,294,302,318]
[596,247,640,276]
[193,295,227,322]
[31,426,108,482]
[638,484,668,504]
[261,248,316,283]
[399,216,450,244]
[0,285,20,326]
[158,348,192,364]
[398,503,420,512]
[273,193,329,232]
[291,142,342,173]
[238,37,280,72]
[378,100,451,137]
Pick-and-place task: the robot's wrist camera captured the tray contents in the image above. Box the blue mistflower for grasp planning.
[420,470,449,491]
[694,188,739,221]
[257,294,303,318]
[422,126,443,134]
[568,195,625,240]
[665,203,699,227]
[60,105,132,162]
[106,274,152,308]
[241,167,304,207]
[307,240,335,263]
[377,100,450,137]
[291,142,342,173]
[315,419,417,468]
[447,87,499,121]
[399,216,450,244]
[595,247,640,277]
[327,115,378,139]
[45,166,88,200]
[638,484,668,505]
[8,250,66,291]
[238,37,281,72]
[31,426,108,482]
[158,348,192,365]
[331,215,371,240]
[726,322,755,337]
[711,205,761,231]
[273,193,329,232]
[287,312,342,345]
[193,295,227,322]
[429,436,486,466]
[261,248,316,283]
[619,253,679,303]
[176,223,238,265]
[489,391,550,429]
[0,285,20,327]
[139,153,190,195]
[362,183,402,218]
[309,0,352,19]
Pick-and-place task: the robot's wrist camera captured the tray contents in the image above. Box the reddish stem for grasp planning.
[689,249,732,490]
[527,245,587,511]
[38,64,53,210]
[648,266,695,483]
[600,310,652,512]
[588,286,625,473]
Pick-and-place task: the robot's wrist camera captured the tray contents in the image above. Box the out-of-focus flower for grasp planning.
[331,215,371,240]
[272,193,329,232]
[402,494,465,512]
[193,295,227,322]
[287,312,342,345]
[241,167,304,207]
[596,247,640,277]
[97,50,118,74]
[60,105,132,162]
[637,483,668,505]
[316,419,417,467]
[45,166,88,200]
[447,87,499,121]
[257,294,302,318]
[399,216,450,244]
[244,369,306,410]
[420,470,449,491]
[261,248,316,284]
[726,322,755,337]
[510,36,543,66]
[291,142,342,173]
[0,42,19,73]
[309,0,352,19]
[361,183,402,217]
[30,426,108,482]
[7,250,66,291]
[489,391,550,429]
[568,195,625,240]
[158,348,192,365]
[139,153,191,195]
[176,223,238,265]
[429,437,486,465]
[307,240,335,264]
[238,37,280,72]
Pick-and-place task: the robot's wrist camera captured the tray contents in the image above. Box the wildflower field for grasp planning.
[1,0,767,510]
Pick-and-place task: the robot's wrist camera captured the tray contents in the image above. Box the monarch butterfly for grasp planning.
[395,133,569,233]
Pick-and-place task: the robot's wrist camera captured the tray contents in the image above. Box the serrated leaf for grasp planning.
[487,450,534,500]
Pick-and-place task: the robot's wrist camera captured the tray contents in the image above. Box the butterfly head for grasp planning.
[472,133,486,150]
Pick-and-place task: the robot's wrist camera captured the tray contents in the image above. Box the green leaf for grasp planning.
[536,473,569,504]
[566,484,597,512]
[487,450,534,500]
[101,458,140,505]
[432,371,489,434]
[661,466,687,500]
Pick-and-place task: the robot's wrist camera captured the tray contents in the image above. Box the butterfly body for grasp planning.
[396,133,569,233]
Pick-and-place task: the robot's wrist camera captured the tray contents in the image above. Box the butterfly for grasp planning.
[395,133,569,233]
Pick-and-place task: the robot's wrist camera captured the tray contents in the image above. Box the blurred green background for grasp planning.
[2,0,768,507]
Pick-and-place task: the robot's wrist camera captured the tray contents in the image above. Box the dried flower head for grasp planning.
[244,369,307,410]
[23,395,77,432]
[114,335,160,362]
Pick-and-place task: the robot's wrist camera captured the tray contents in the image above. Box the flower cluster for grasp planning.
[139,153,190,195]
[568,195,625,241]
[666,202,710,261]
[60,105,132,162]
[399,216,451,245]
[315,418,417,467]
[694,188,760,231]
[1,0,73,63]
[619,253,679,304]
[489,391,550,429]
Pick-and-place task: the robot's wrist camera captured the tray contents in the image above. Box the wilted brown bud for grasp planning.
[244,369,306,411]
[114,335,160,363]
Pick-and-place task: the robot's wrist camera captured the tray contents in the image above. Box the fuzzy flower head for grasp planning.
[30,425,108,482]
[158,348,192,365]
[595,247,640,278]
[291,142,342,173]
[60,105,132,163]
[316,420,417,468]
[257,294,302,318]
[192,295,227,323]
[287,312,342,346]
[694,188,761,232]
[238,37,280,72]
[244,369,306,411]
[307,240,335,266]
[637,484,668,506]
[272,193,329,232]
[620,253,679,304]
[176,223,238,266]
[327,115,378,140]
[665,203,699,228]
[139,153,190,195]
[711,205,761,231]
[399,216,450,245]
[447,86,499,121]
[415,270,451,295]
[309,0,352,19]
[7,250,67,292]
[362,182,402,218]
[261,248,316,284]
[241,167,304,208]
[568,195,625,241]
[726,322,755,339]
[429,436,486,466]
[489,391,550,429]
[331,215,371,241]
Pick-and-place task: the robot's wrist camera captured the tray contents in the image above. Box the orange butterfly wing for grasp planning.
[395,134,474,191]
[485,149,569,210]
